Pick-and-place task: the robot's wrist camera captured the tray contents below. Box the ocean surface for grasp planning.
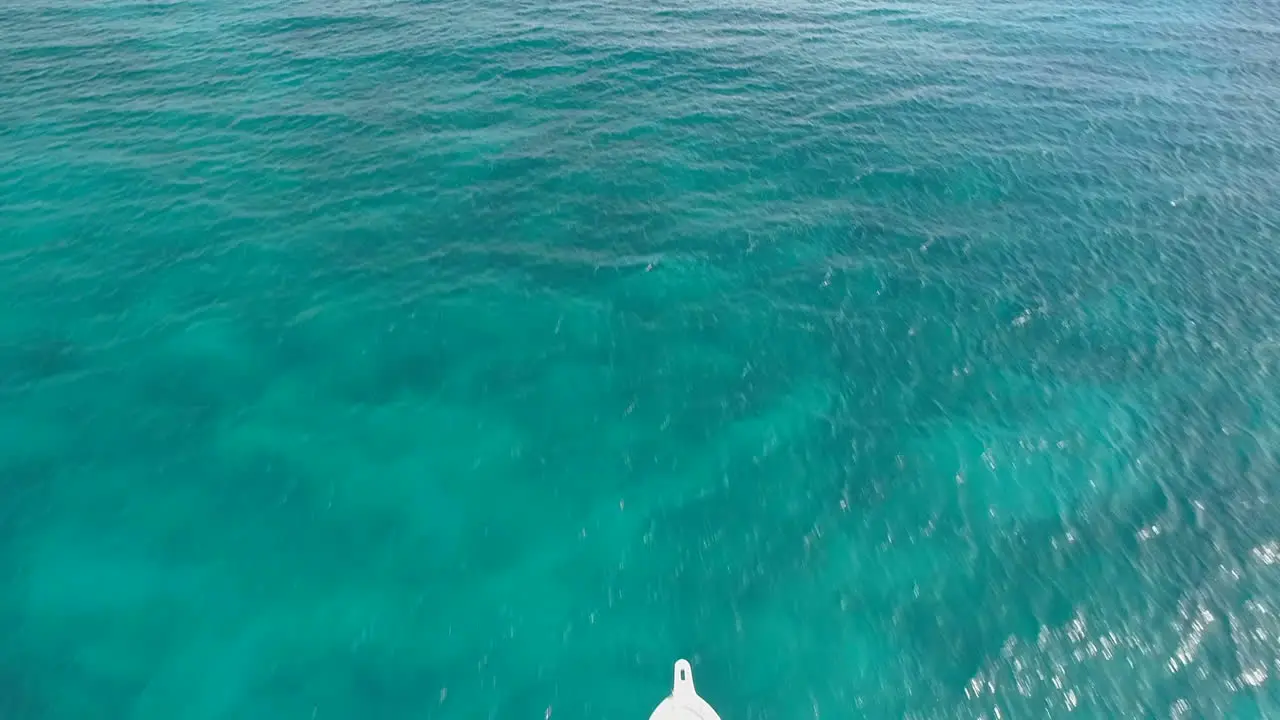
[3,0,1280,717]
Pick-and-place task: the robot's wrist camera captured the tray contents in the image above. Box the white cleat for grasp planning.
[648,659,721,720]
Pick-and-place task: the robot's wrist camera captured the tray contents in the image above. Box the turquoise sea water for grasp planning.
[3,0,1280,717]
